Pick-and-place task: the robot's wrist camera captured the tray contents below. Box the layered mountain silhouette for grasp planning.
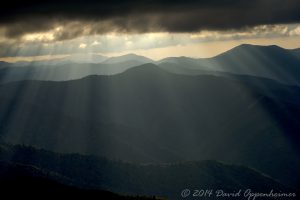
[0,44,300,197]
[0,63,300,190]
[0,53,153,83]
[158,44,300,85]
[1,44,300,85]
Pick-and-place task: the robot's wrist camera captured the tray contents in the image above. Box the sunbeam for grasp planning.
[0,0,300,198]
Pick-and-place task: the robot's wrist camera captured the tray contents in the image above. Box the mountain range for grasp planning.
[1,44,300,85]
[0,63,300,189]
[0,44,300,198]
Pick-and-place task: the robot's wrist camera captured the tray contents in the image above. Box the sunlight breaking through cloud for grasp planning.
[79,43,87,49]
[0,24,299,61]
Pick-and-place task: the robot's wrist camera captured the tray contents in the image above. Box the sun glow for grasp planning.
[22,32,55,42]
[0,24,299,62]
[21,26,63,42]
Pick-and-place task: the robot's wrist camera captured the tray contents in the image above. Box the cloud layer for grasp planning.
[1,24,300,58]
[1,0,300,41]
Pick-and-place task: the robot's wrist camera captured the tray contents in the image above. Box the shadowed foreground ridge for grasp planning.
[0,144,294,200]
[0,161,163,199]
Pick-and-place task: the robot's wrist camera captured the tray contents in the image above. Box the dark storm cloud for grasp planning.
[1,0,300,40]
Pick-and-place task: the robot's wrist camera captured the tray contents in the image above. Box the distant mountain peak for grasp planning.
[110,53,152,60]
[213,44,290,59]
[122,53,141,57]
[102,53,153,64]
[234,44,285,51]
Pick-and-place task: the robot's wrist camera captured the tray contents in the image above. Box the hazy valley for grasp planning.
[0,44,300,199]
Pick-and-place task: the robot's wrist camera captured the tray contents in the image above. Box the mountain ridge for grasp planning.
[103,53,153,64]
[1,44,300,86]
[1,44,299,65]
[1,64,300,188]
[0,143,294,199]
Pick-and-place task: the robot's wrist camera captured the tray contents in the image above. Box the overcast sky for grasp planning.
[1,0,300,61]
